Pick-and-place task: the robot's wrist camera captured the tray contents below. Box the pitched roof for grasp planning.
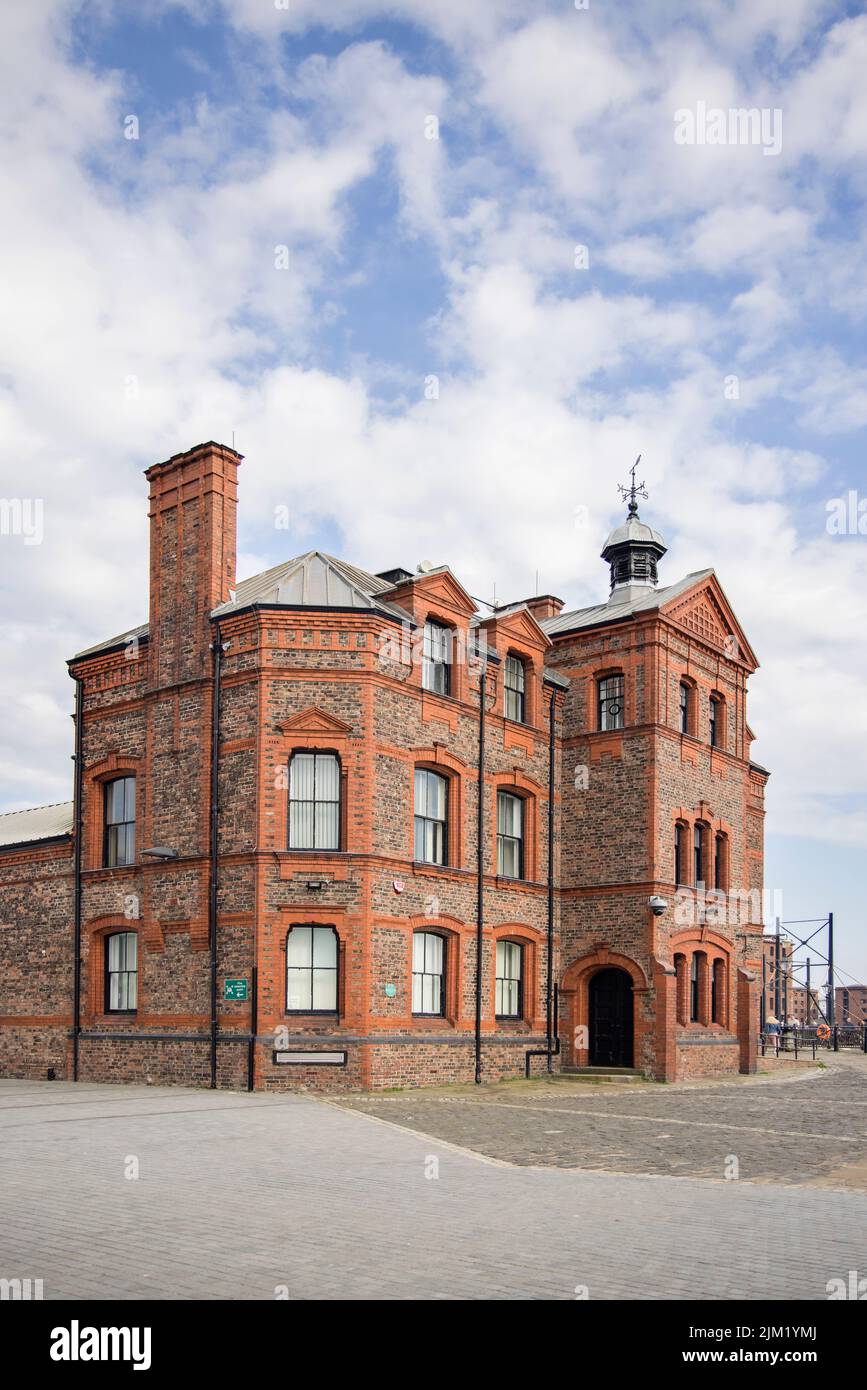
[542,569,715,636]
[210,551,413,623]
[71,623,148,662]
[0,801,74,848]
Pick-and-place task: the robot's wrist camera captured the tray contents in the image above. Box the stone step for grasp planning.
[555,1067,642,1083]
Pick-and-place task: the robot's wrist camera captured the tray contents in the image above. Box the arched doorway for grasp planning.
[589,967,634,1067]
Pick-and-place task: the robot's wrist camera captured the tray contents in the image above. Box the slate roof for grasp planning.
[0,801,74,848]
[71,623,148,662]
[209,551,414,623]
[70,551,716,664]
[542,569,715,637]
[71,553,415,661]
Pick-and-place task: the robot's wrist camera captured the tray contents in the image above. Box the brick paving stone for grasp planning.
[337,1054,867,1188]
[0,1067,865,1301]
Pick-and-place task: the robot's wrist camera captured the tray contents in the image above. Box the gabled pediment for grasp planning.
[383,567,477,620]
[478,605,551,651]
[276,707,354,736]
[662,575,758,670]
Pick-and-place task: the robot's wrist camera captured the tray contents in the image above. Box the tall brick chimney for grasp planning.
[145,441,242,687]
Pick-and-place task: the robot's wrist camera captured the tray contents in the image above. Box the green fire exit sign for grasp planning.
[224,978,248,1001]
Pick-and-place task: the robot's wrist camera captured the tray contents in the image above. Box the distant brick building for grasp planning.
[0,443,768,1089]
[761,935,795,1021]
[836,985,867,1027]
[790,986,822,1026]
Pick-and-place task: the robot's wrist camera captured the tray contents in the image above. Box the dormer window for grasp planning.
[504,656,526,723]
[423,620,451,695]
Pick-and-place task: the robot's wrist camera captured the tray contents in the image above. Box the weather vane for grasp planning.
[617,455,648,515]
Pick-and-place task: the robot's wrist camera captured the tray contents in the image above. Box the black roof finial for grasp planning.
[617,455,648,516]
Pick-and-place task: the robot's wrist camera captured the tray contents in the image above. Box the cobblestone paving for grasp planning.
[0,1065,864,1300]
[337,1055,867,1188]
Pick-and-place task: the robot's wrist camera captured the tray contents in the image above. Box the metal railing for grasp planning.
[760,1024,867,1058]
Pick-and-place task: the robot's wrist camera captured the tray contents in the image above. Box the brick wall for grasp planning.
[0,444,765,1090]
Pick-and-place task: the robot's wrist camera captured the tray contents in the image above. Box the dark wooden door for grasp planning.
[589,968,633,1067]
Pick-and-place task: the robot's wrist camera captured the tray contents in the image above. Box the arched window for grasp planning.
[104,776,136,867]
[711,958,725,1024]
[674,952,688,1025]
[497,791,524,878]
[495,941,523,1018]
[286,925,338,1013]
[423,620,451,695]
[714,833,727,891]
[597,674,624,731]
[412,931,445,1016]
[105,931,137,1013]
[504,655,526,723]
[690,953,701,1023]
[709,693,724,748]
[694,823,706,888]
[674,822,687,885]
[679,681,691,735]
[288,752,340,850]
[414,768,448,865]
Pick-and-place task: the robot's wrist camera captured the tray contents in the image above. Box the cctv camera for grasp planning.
[649,895,668,916]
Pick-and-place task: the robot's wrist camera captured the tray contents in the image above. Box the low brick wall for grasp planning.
[255,1035,552,1092]
[0,1025,68,1080]
[77,1036,248,1089]
[677,1032,741,1078]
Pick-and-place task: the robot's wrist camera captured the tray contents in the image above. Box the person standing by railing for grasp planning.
[765,1015,781,1056]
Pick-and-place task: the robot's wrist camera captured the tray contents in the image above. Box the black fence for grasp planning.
[760,1024,867,1058]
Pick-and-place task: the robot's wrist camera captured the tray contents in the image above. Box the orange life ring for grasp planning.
[816,1023,831,1040]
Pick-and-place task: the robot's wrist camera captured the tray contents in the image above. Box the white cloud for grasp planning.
[0,0,866,898]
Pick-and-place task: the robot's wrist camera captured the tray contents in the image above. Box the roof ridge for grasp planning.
[0,799,74,818]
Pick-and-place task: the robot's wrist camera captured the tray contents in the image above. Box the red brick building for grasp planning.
[836,985,867,1027]
[0,442,768,1089]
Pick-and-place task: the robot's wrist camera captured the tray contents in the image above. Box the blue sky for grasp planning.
[1,0,866,982]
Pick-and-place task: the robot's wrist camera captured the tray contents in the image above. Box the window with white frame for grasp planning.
[286,925,338,1013]
[414,768,448,865]
[497,791,524,878]
[423,620,451,695]
[288,752,340,850]
[105,931,137,1013]
[412,931,445,1016]
[504,656,526,722]
[495,940,523,1018]
[104,777,136,867]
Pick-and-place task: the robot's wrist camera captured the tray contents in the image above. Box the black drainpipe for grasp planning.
[71,675,84,1081]
[546,688,556,1070]
[208,627,224,1090]
[474,652,486,1085]
[525,684,561,1078]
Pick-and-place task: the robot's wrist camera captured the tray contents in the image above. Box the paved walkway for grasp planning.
[338,1054,867,1188]
[1,1065,865,1300]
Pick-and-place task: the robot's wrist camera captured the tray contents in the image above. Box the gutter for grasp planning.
[525,684,561,1078]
